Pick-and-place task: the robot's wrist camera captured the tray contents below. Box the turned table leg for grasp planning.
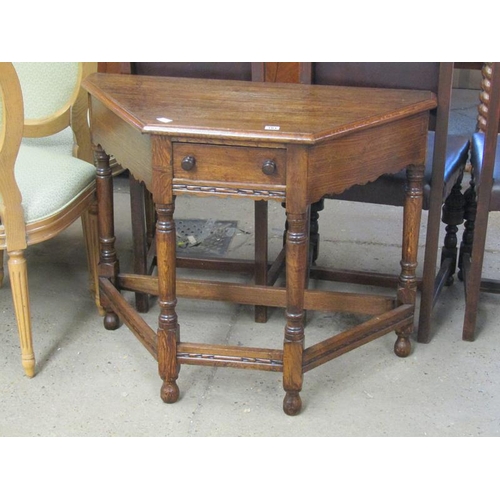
[157,201,180,403]
[95,145,120,330]
[151,137,180,404]
[283,211,308,415]
[282,145,309,416]
[395,164,425,357]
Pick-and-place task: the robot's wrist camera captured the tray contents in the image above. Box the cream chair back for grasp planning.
[13,62,97,157]
[13,62,80,138]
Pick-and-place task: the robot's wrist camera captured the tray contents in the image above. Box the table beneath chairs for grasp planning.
[83,73,437,415]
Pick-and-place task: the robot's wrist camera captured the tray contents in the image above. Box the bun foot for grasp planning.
[104,311,120,330]
[161,380,180,404]
[394,336,411,358]
[283,391,302,416]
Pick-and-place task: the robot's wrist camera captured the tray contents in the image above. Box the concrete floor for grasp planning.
[2,87,499,437]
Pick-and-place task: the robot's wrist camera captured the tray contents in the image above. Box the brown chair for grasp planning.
[460,62,500,340]
[0,62,102,376]
[125,63,269,321]
[299,63,470,343]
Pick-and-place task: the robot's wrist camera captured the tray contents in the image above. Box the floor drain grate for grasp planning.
[176,219,238,257]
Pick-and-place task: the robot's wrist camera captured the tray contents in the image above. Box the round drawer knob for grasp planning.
[262,159,276,175]
[181,155,196,171]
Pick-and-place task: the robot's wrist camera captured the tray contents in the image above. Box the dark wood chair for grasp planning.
[125,63,269,321]
[299,63,470,343]
[460,62,500,340]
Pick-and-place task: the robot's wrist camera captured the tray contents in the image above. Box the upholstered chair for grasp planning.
[0,62,101,377]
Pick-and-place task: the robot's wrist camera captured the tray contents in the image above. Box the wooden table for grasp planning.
[83,73,437,415]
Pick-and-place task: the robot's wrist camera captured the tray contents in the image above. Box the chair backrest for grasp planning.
[0,62,26,251]
[300,62,446,131]
[1,62,98,251]
[301,62,440,90]
[477,63,500,188]
[476,62,500,134]
[13,62,97,162]
[130,62,264,82]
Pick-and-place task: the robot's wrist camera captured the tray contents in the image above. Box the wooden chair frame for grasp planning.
[0,62,101,377]
[460,62,500,340]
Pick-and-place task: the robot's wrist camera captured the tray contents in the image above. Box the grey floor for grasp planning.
[2,87,499,437]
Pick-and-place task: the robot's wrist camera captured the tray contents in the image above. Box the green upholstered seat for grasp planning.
[15,142,95,223]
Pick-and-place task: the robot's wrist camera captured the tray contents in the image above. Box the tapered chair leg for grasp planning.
[462,182,488,341]
[417,189,445,344]
[8,250,35,377]
[81,201,104,316]
[0,250,4,287]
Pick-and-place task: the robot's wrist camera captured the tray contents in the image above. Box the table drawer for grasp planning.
[173,143,286,185]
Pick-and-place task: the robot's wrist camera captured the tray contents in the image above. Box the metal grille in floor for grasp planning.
[175,219,238,257]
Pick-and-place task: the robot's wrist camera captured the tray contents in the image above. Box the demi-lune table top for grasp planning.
[83,73,437,144]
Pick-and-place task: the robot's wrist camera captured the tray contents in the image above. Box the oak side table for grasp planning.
[83,73,437,415]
